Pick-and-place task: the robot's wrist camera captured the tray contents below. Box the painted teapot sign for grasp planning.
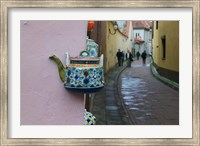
[49,39,104,93]
[49,53,104,93]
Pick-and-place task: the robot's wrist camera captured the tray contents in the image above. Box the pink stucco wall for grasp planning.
[20,20,87,125]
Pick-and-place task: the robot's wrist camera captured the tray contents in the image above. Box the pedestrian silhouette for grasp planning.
[126,50,133,67]
[121,51,125,66]
[136,51,140,60]
[116,49,123,66]
[141,50,147,64]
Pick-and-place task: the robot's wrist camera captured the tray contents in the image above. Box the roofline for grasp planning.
[133,28,150,30]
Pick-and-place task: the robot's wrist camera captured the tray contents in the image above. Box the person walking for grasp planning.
[141,50,147,64]
[136,51,140,60]
[116,49,122,66]
[121,51,125,66]
[126,50,133,67]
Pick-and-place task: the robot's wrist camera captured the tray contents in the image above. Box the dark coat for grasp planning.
[116,51,123,59]
[126,52,133,61]
[141,52,147,59]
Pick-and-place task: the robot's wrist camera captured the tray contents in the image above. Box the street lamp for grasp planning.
[109,21,118,35]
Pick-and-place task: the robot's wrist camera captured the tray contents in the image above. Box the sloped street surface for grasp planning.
[119,58,179,125]
[91,57,179,125]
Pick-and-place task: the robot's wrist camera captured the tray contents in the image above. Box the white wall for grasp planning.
[133,29,152,55]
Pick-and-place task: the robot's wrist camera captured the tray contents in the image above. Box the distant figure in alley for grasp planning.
[136,51,140,60]
[141,50,147,64]
[126,50,133,67]
[121,51,125,66]
[116,49,123,66]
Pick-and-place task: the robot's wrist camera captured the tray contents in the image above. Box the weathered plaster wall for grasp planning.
[89,21,107,72]
[152,21,159,65]
[106,21,133,72]
[20,20,87,125]
[153,21,179,72]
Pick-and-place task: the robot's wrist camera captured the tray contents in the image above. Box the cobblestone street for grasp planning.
[91,57,179,125]
[91,62,129,125]
[119,58,179,125]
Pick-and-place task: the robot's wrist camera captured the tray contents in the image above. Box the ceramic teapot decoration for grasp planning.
[49,52,104,93]
[86,38,99,57]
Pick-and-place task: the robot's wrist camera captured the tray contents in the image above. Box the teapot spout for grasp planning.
[49,55,66,82]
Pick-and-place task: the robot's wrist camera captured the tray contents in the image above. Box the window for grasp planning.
[136,33,140,37]
[156,21,158,30]
[152,22,154,39]
[161,35,166,59]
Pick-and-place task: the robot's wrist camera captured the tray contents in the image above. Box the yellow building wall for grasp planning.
[153,21,179,72]
[105,21,133,72]
[152,22,159,65]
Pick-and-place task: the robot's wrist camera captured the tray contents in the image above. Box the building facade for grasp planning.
[152,21,179,83]
[90,21,133,73]
[132,21,152,55]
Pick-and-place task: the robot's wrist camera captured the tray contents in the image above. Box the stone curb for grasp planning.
[150,62,179,91]
[113,61,132,125]
[89,61,128,113]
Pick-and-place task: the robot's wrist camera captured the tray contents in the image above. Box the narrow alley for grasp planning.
[91,57,179,125]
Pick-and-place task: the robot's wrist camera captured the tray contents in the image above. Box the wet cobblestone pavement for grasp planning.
[91,57,179,125]
[91,63,129,125]
[119,58,179,125]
